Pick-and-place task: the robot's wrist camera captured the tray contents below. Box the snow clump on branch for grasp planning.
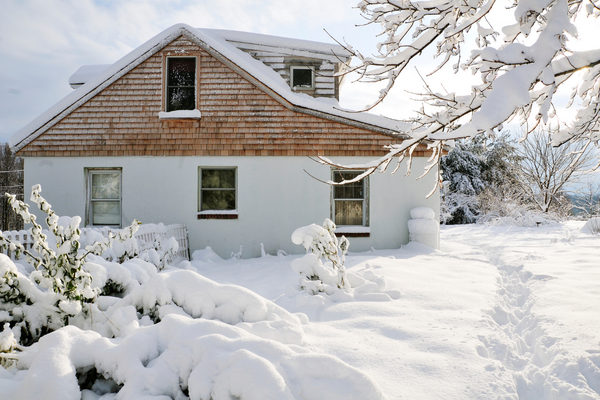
[324,0,600,189]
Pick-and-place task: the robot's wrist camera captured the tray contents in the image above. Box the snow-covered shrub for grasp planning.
[5,314,383,400]
[88,224,181,270]
[142,235,178,269]
[291,219,350,294]
[0,185,140,344]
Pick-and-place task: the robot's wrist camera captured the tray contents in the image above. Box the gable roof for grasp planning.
[10,24,411,152]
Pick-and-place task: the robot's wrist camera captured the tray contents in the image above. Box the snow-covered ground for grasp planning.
[1,222,599,399]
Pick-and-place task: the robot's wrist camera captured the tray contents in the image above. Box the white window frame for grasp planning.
[86,169,122,228]
[331,170,369,227]
[165,56,198,112]
[198,167,238,214]
[290,66,315,91]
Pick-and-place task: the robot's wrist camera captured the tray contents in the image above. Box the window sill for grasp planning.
[335,226,370,237]
[291,86,315,91]
[158,109,201,120]
[198,211,238,220]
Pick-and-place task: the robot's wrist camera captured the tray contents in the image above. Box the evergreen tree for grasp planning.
[441,134,521,224]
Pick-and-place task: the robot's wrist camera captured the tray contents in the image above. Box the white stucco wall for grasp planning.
[23,156,439,259]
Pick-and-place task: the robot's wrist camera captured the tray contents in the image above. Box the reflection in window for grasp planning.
[200,168,236,211]
[290,66,313,89]
[166,57,196,112]
[89,171,121,226]
[333,170,367,226]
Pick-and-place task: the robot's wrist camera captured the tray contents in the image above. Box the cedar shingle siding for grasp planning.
[19,36,429,158]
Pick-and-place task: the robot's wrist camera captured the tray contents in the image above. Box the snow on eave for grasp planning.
[11,24,411,152]
[69,64,112,87]
[200,28,352,59]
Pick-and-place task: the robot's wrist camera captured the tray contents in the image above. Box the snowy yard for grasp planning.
[1,222,599,399]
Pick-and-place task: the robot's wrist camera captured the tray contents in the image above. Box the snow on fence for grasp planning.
[1,223,190,263]
[133,223,190,262]
[1,230,33,259]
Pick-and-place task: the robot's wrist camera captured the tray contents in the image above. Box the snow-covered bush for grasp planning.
[85,224,181,271]
[0,185,140,344]
[291,219,350,294]
[0,190,387,399]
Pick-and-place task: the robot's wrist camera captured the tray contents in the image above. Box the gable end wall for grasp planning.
[18,36,430,158]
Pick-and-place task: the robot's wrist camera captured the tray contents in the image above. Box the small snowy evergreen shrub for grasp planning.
[0,184,140,344]
[291,219,350,294]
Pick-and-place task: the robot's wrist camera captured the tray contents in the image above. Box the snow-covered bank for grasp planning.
[1,223,599,399]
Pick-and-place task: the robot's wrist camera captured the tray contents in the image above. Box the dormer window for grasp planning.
[290,66,314,90]
[166,57,196,111]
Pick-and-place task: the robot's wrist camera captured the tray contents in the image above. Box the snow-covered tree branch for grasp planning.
[324,0,600,186]
[516,128,596,213]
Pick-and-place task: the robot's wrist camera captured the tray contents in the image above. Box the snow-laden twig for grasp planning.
[326,0,600,185]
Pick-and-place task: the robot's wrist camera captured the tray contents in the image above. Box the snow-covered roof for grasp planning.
[68,64,112,88]
[201,28,352,58]
[10,24,410,151]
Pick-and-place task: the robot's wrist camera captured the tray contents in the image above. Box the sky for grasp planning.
[1,0,599,148]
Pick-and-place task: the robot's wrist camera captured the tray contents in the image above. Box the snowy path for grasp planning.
[443,224,600,400]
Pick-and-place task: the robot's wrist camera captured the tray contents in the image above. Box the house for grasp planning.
[10,24,439,259]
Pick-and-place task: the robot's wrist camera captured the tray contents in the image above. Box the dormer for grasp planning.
[206,29,351,101]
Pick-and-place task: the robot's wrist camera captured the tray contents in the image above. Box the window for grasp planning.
[166,57,196,112]
[290,66,314,90]
[199,168,236,212]
[332,170,368,226]
[87,170,121,227]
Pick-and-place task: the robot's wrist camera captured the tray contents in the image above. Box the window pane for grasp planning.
[92,201,120,225]
[292,68,312,88]
[91,173,120,200]
[167,87,195,111]
[168,58,195,86]
[202,169,235,189]
[333,171,363,200]
[335,200,363,225]
[201,190,235,210]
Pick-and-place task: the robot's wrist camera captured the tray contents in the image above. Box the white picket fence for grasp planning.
[1,223,190,262]
[1,230,33,259]
[132,223,190,262]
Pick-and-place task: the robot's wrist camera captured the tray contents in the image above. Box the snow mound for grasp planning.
[581,217,600,234]
[5,315,384,400]
[408,208,439,250]
[95,265,306,345]
[192,246,225,263]
[410,207,436,220]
